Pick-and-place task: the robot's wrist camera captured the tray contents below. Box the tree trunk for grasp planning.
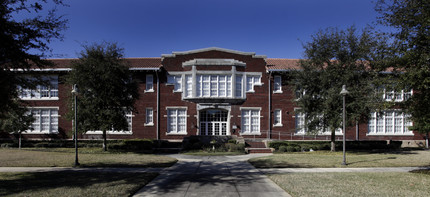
[102,130,107,151]
[19,132,22,150]
[331,129,336,152]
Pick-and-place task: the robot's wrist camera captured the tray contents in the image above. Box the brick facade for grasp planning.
[2,47,425,144]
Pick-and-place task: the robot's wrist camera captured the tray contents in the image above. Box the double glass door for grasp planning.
[200,110,228,136]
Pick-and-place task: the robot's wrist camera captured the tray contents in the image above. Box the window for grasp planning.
[145,108,153,126]
[167,75,182,92]
[185,75,192,97]
[381,87,412,102]
[26,108,59,134]
[167,108,187,134]
[273,109,282,127]
[18,76,58,99]
[246,75,261,92]
[368,111,412,135]
[241,109,260,134]
[196,75,232,98]
[294,109,342,135]
[86,111,133,134]
[273,76,282,93]
[145,74,154,92]
[235,75,243,98]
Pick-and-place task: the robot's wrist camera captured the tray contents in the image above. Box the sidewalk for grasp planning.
[1,153,427,197]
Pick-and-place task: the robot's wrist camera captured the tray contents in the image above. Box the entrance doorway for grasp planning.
[199,109,228,136]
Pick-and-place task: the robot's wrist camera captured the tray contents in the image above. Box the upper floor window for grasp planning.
[273,76,282,93]
[18,76,58,100]
[384,88,412,102]
[145,74,154,92]
[194,75,233,98]
[167,75,182,92]
[246,75,261,92]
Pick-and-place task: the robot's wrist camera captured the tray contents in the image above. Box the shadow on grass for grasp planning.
[80,161,176,168]
[248,160,313,168]
[0,171,158,196]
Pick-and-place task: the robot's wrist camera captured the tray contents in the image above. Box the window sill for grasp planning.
[273,91,283,94]
[366,133,414,136]
[166,133,187,135]
[20,98,59,101]
[86,131,133,135]
[144,90,154,93]
[23,131,59,134]
[144,123,154,127]
[273,124,283,127]
[241,132,261,136]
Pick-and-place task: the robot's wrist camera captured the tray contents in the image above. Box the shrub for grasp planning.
[286,146,298,152]
[279,145,288,152]
[228,139,237,144]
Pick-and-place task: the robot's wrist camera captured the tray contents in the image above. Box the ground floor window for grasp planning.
[273,109,282,127]
[368,111,412,135]
[241,108,260,134]
[167,108,187,134]
[27,108,59,134]
[86,111,133,134]
[145,108,154,126]
[294,109,342,135]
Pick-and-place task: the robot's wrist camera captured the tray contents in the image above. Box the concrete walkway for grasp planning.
[1,153,428,197]
[133,153,290,197]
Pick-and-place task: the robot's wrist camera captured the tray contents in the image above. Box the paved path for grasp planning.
[133,153,291,197]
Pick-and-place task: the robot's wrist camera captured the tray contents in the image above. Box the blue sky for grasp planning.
[48,0,384,59]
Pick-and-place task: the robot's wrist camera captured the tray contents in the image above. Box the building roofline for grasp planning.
[162,47,267,59]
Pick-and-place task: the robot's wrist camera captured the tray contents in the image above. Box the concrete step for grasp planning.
[246,148,273,154]
[245,141,267,148]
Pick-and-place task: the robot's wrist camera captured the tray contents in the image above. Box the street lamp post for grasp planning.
[71,84,80,167]
[340,85,349,165]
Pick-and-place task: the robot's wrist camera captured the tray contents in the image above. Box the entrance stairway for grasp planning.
[245,140,273,154]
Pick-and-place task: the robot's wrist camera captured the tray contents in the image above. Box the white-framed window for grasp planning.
[26,108,59,134]
[185,75,192,97]
[273,75,282,93]
[368,111,412,135]
[273,109,282,127]
[86,111,133,134]
[145,108,154,126]
[294,109,342,135]
[235,75,243,98]
[196,75,232,98]
[167,75,182,92]
[246,75,261,92]
[241,108,260,134]
[167,108,187,134]
[18,76,59,100]
[145,74,154,92]
[381,87,412,102]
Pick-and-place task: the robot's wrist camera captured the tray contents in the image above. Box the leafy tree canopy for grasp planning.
[66,42,139,150]
[293,26,386,150]
[0,0,67,118]
[376,0,430,134]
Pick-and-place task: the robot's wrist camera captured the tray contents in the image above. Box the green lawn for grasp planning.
[0,148,177,167]
[269,171,430,197]
[0,171,157,197]
[249,150,430,168]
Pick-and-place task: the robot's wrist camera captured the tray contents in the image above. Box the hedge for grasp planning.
[269,140,402,152]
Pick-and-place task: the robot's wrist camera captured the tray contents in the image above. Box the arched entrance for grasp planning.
[199,109,229,136]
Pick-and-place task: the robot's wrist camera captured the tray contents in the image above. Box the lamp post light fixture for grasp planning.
[71,84,80,167]
[340,85,349,165]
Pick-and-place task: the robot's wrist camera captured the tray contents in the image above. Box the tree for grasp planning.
[66,42,139,151]
[0,0,67,130]
[293,26,385,151]
[376,0,430,147]
[0,103,34,149]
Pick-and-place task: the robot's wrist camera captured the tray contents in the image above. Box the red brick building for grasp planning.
[3,47,425,146]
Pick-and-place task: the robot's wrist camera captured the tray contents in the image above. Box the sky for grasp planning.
[46,0,385,59]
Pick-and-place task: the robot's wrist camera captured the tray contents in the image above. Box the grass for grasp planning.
[0,171,157,197]
[249,150,430,168]
[268,171,430,197]
[0,148,177,168]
